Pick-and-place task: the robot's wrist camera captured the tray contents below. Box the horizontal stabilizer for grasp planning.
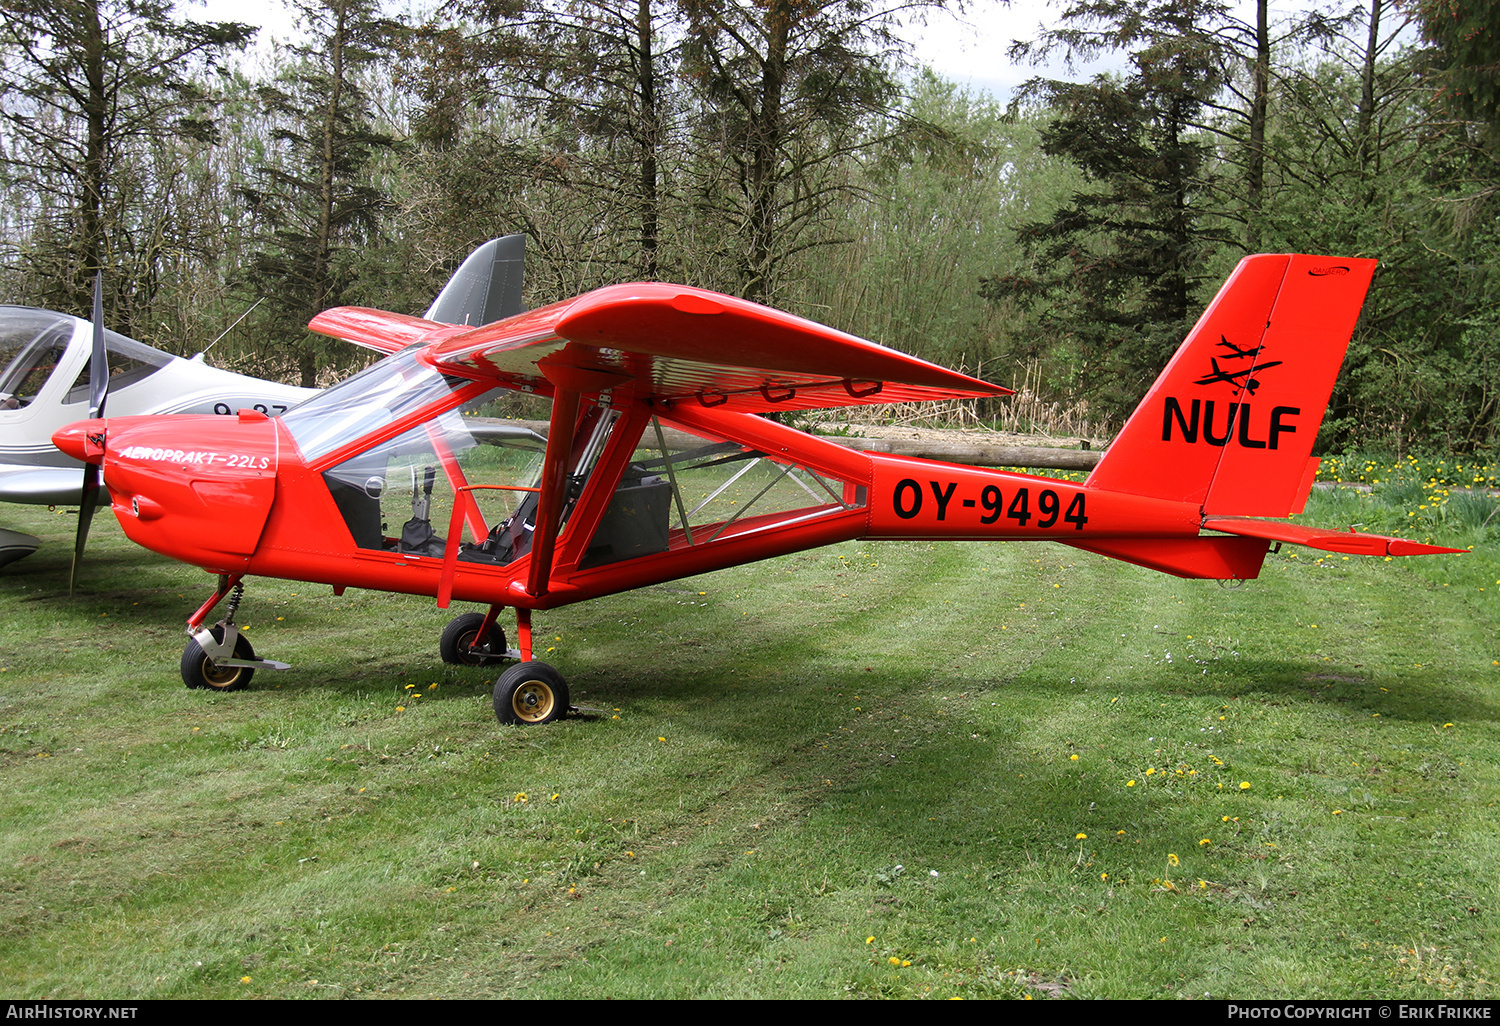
[1203,517,1468,557]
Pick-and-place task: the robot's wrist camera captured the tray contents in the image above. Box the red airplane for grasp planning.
[53,254,1462,726]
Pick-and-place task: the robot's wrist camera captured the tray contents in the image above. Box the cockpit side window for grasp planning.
[0,308,75,410]
[321,411,551,561]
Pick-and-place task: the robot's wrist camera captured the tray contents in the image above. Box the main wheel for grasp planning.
[440,612,507,666]
[181,627,256,691]
[493,662,569,725]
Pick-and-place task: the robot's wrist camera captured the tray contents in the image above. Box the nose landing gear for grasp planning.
[179,575,290,690]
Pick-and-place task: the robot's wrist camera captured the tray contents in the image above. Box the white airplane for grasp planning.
[0,236,527,568]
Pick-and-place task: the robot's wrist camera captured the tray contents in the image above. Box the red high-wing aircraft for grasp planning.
[53,254,1462,726]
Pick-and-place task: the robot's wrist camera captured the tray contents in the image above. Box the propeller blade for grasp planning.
[89,272,108,419]
[71,272,109,594]
[70,461,101,597]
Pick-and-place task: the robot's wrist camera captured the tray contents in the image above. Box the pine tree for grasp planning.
[981,0,1239,415]
[0,0,253,325]
[237,0,399,387]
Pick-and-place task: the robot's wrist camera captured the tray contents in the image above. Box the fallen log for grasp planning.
[477,418,1103,472]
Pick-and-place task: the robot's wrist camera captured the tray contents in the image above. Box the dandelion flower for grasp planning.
[1167,853,1180,867]
[1127,780,1137,787]
[1239,781,1251,790]
[889,956,901,966]
[866,936,875,944]
[1070,754,1079,761]
[1076,832,1087,840]
[1199,838,1211,846]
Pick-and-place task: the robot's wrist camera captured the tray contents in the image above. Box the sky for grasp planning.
[185,0,1403,104]
[187,0,1089,101]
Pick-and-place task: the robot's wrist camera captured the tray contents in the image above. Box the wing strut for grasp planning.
[525,388,581,600]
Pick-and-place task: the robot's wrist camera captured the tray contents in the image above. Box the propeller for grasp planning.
[69,273,109,596]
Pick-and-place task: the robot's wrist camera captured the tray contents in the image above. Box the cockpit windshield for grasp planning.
[281,349,473,462]
[0,308,75,409]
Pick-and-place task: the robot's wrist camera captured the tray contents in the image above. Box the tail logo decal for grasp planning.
[1193,336,1284,394]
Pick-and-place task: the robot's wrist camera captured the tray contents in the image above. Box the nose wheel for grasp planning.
[181,625,256,691]
[494,662,569,725]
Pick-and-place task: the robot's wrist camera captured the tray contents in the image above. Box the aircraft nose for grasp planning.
[53,420,104,464]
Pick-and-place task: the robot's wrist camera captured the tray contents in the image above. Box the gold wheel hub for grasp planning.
[202,659,242,688]
[512,681,555,723]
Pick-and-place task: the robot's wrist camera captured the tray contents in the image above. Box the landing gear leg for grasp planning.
[491,609,571,725]
[180,575,290,690]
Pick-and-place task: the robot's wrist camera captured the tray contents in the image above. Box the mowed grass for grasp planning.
[0,493,1497,999]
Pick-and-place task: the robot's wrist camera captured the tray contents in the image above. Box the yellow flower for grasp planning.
[514,792,528,803]
[1199,838,1211,846]
[1332,809,1343,816]
[889,956,901,966]
[1076,832,1087,840]
[240,976,251,984]
[1167,853,1180,867]
[866,936,875,944]
[1127,780,1137,787]
[1239,781,1251,790]
[1070,754,1079,761]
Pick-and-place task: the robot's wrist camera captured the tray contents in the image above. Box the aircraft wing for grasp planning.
[310,307,472,355]
[0,465,96,505]
[312,283,1011,413]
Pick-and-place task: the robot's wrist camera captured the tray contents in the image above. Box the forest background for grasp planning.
[1,0,1496,456]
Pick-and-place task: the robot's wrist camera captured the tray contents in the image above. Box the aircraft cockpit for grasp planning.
[0,306,174,414]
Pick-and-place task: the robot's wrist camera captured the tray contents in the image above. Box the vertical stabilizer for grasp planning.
[424,235,527,327]
[1086,254,1375,518]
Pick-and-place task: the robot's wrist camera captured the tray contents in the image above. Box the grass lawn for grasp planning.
[0,477,1496,999]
